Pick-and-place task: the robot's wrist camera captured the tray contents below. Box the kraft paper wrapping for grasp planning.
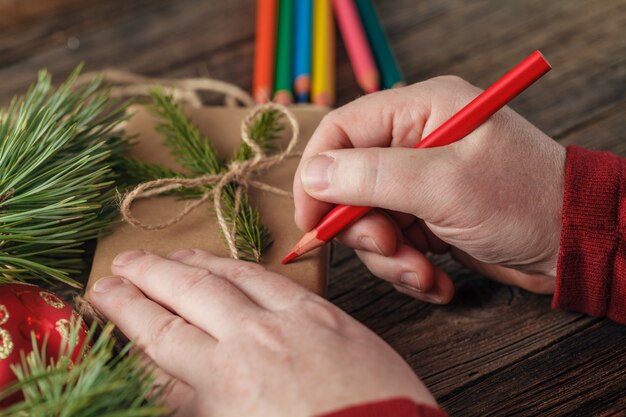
[88,105,330,295]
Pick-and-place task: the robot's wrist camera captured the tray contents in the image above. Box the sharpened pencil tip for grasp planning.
[359,69,380,94]
[282,251,299,264]
[273,90,293,105]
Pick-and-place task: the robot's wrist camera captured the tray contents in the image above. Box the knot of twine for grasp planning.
[120,102,300,260]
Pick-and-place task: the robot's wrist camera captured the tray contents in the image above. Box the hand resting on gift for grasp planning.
[88,249,439,417]
[293,75,565,304]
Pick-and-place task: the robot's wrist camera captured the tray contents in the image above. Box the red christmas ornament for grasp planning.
[0,283,88,405]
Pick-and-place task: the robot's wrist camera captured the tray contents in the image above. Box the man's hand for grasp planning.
[88,249,437,417]
[294,76,565,302]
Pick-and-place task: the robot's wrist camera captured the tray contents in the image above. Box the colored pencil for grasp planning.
[311,0,335,106]
[283,51,552,264]
[253,0,278,103]
[274,0,294,104]
[294,0,313,102]
[355,0,404,89]
[332,0,379,93]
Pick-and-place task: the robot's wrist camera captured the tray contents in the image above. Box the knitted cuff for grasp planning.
[553,145,626,323]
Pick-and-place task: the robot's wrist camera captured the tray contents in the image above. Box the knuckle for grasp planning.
[301,298,346,331]
[243,316,289,355]
[172,267,212,298]
[350,148,383,200]
[133,253,165,278]
[107,282,142,310]
[320,111,337,126]
[432,74,466,86]
[228,262,266,280]
[147,315,186,350]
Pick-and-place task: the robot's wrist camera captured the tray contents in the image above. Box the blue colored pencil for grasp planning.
[293,0,313,102]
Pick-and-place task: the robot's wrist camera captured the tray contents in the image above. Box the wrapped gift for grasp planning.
[88,104,330,295]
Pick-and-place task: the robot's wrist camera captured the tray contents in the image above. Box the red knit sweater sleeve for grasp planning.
[553,145,626,323]
[317,398,447,417]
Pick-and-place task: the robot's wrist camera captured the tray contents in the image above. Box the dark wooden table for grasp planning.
[1,1,625,415]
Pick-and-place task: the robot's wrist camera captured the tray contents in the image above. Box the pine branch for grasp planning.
[117,157,183,188]
[118,157,205,200]
[147,93,285,262]
[0,67,129,287]
[148,88,222,176]
[227,108,283,261]
[232,109,283,161]
[0,322,170,417]
[220,186,272,262]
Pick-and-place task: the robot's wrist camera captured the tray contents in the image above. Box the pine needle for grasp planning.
[0,322,170,417]
[148,88,222,176]
[0,67,129,287]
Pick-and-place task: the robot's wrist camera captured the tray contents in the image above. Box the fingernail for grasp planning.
[420,294,444,304]
[399,272,421,291]
[113,250,146,266]
[92,276,124,293]
[301,154,334,191]
[168,249,196,260]
[358,236,384,255]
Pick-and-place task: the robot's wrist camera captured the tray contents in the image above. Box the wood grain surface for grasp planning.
[1,0,625,415]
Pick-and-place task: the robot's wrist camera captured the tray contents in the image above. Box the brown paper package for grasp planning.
[88,105,330,295]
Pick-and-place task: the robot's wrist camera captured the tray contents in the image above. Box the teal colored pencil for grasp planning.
[274,0,294,104]
[355,0,404,88]
[294,0,312,102]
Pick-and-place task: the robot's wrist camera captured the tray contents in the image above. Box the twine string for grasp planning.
[119,102,301,259]
[76,69,255,108]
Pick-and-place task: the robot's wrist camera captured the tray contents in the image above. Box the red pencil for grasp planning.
[283,51,552,264]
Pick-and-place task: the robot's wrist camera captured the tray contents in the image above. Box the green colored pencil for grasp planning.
[274,0,294,104]
[355,0,405,88]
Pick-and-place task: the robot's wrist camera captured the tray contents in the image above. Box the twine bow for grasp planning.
[119,102,300,260]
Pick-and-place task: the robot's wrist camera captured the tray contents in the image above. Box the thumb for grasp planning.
[300,146,459,219]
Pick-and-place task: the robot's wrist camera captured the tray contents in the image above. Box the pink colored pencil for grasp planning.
[332,0,379,93]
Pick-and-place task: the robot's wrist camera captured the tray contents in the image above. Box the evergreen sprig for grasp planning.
[0,322,169,417]
[0,67,128,287]
[122,88,284,262]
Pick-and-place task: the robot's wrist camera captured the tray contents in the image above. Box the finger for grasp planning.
[168,249,311,309]
[135,352,196,416]
[403,220,450,254]
[110,250,261,337]
[402,221,430,254]
[88,276,214,386]
[298,145,460,222]
[393,266,455,304]
[160,375,197,417]
[388,210,416,229]
[294,86,432,232]
[355,243,437,292]
[418,220,450,254]
[334,210,399,256]
[451,248,555,294]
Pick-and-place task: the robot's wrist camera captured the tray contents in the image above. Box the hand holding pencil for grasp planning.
[292,56,563,303]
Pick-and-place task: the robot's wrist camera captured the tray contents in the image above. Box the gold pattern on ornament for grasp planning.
[56,319,71,344]
[0,328,14,359]
[40,291,64,309]
[0,305,8,325]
